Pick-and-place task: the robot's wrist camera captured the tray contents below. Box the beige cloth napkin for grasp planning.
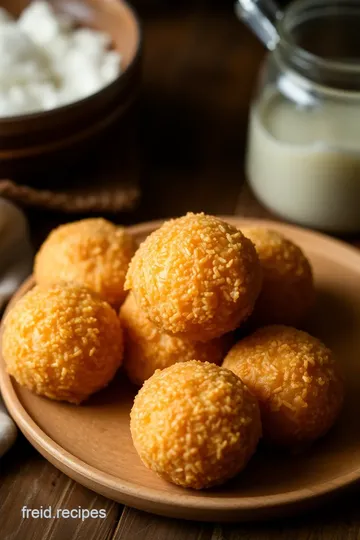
[0,199,33,456]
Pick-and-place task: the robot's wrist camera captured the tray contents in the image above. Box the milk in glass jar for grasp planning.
[237,0,360,232]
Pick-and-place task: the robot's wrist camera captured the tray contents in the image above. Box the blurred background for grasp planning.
[0,0,293,245]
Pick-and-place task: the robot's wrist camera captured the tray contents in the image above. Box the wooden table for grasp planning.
[1,1,360,538]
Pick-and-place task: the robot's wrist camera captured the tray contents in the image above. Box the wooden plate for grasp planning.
[1,218,360,522]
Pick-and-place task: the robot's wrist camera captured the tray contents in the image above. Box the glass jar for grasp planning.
[239,0,360,233]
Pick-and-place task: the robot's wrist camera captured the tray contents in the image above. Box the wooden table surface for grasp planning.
[1,1,360,539]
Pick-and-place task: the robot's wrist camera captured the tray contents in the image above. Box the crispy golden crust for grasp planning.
[120,293,232,385]
[223,326,344,446]
[2,284,124,404]
[130,361,261,489]
[125,213,262,341]
[241,228,314,327]
[34,218,136,308]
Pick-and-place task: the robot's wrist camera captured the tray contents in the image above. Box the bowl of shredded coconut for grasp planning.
[0,0,141,171]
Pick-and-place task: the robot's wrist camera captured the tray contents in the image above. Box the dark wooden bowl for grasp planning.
[0,0,142,179]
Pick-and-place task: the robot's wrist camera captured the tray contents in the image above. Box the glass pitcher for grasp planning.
[238,0,360,233]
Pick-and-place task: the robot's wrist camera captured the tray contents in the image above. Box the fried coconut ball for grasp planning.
[125,213,262,342]
[223,326,344,446]
[241,228,314,327]
[120,293,231,385]
[2,284,124,404]
[130,361,261,489]
[34,218,136,307]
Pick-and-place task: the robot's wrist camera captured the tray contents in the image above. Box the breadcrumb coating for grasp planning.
[125,213,262,341]
[34,218,136,308]
[2,284,124,404]
[241,228,314,327]
[130,361,261,489]
[223,326,343,446]
[120,293,232,385]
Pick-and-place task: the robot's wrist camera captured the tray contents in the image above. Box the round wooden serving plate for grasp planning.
[1,218,360,522]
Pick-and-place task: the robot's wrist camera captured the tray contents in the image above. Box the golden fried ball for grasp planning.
[120,293,231,385]
[241,228,314,327]
[34,218,136,307]
[130,361,261,489]
[125,213,262,341]
[223,326,343,446]
[3,284,124,404]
